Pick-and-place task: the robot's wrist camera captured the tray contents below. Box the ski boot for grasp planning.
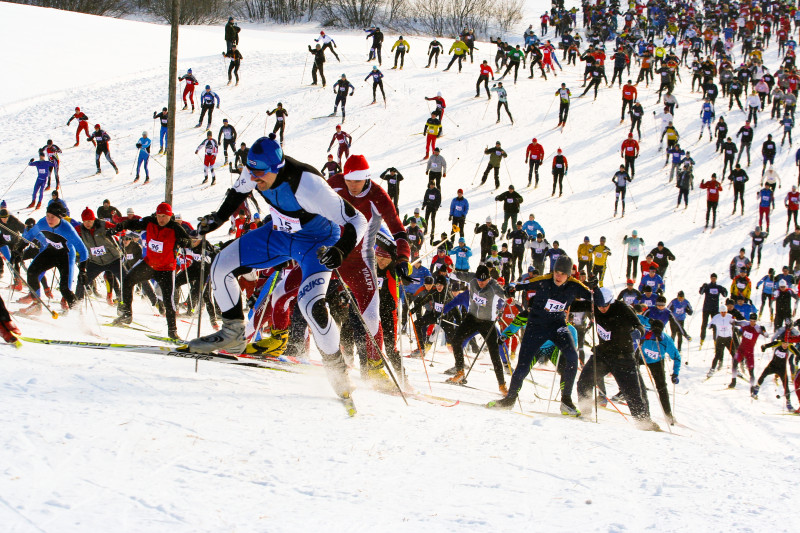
[598,394,608,407]
[499,383,508,395]
[365,359,394,391]
[751,385,760,399]
[111,310,132,326]
[443,366,458,375]
[706,368,715,379]
[44,288,54,299]
[187,317,247,354]
[18,302,42,316]
[182,104,187,110]
[787,400,794,411]
[167,328,180,341]
[486,393,517,410]
[16,293,35,305]
[560,397,581,417]
[12,279,23,292]
[446,369,466,384]
[25,202,35,209]
[244,327,288,356]
[728,378,737,389]
[35,202,42,209]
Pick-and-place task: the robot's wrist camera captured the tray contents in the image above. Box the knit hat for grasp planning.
[156,202,173,216]
[46,202,67,218]
[81,207,96,221]
[475,265,491,281]
[126,208,135,215]
[343,154,370,181]
[554,255,573,275]
[0,208,8,218]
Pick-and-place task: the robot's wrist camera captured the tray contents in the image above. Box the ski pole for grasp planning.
[403,292,432,393]
[627,187,638,209]
[354,123,375,143]
[0,255,58,319]
[193,232,208,372]
[319,248,408,404]
[546,349,562,413]
[301,54,309,85]
[237,112,259,139]
[1,163,28,199]
[471,153,486,186]
[590,289,598,423]
[504,164,514,187]
[247,269,281,343]
[482,99,491,120]
[639,344,674,433]
[463,314,503,381]
[542,94,557,124]
[426,277,451,366]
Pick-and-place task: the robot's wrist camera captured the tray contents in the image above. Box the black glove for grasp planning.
[318,246,345,269]
[671,374,679,384]
[105,228,116,237]
[111,223,124,234]
[505,285,516,297]
[78,272,88,288]
[198,212,223,235]
[29,158,34,163]
[136,143,142,149]
[395,261,417,284]
[586,278,599,290]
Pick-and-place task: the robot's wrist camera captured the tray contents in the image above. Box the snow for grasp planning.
[0,3,798,531]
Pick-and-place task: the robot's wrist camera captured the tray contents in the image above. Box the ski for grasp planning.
[341,393,357,417]
[102,322,157,333]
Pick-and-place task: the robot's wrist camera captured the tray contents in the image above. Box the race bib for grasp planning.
[2,234,10,242]
[409,235,417,241]
[45,238,63,250]
[710,288,719,294]
[455,206,463,211]
[270,206,301,233]
[514,239,522,245]
[743,331,753,340]
[434,302,443,312]
[428,194,436,200]
[472,294,487,306]
[125,253,134,260]
[389,179,396,184]
[544,299,566,312]
[556,164,563,168]
[430,163,439,169]
[148,240,164,253]
[581,255,589,260]
[507,199,513,203]
[644,348,659,359]
[377,278,384,289]
[597,324,611,341]
[90,246,106,257]
[458,252,466,258]
[595,252,603,258]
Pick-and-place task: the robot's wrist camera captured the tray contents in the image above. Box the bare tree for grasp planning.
[321,0,380,28]
[236,0,320,23]
[146,0,226,24]
[492,0,523,34]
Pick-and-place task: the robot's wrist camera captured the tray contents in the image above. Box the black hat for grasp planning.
[46,202,67,218]
[554,255,573,275]
[656,295,667,304]
[475,265,491,281]
[749,312,758,320]
[0,208,8,217]
[434,274,447,285]
[423,276,434,285]
[649,318,664,337]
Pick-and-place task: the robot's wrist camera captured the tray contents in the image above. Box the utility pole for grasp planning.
[165,0,181,205]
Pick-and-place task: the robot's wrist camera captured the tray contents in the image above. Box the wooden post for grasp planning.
[165,0,181,205]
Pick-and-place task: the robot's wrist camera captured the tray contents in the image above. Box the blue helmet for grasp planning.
[247,137,284,173]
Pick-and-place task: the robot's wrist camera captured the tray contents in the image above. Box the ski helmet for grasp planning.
[247,137,284,173]
[553,255,573,275]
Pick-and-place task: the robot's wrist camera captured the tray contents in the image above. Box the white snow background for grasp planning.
[0,2,797,531]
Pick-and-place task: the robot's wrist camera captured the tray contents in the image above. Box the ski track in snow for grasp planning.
[0,2,798,531]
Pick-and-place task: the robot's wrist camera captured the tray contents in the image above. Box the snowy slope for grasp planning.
[0,3,798,531]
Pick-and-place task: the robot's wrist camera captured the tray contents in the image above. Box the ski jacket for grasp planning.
[449,197,469,218]
[24,217,89,290]
[421,187,441,210]
[485,146,508,167]
[709,312,736,338]
[77,220,121,266]
[117,216,191,271]
[448,245,472,270]
[622,235,645,256]
[426,154,447,174]
[495,191,523,213]
[699,282,728,311]
[640,332,681,373]
[522,220,545,238]
[594,301,644,358]
[199,90,220,107]
[526,142,544,163]
[700,179,722,202]
[667,298,693,321]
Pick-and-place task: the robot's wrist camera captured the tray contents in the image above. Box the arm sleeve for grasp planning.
[294,171,367,250]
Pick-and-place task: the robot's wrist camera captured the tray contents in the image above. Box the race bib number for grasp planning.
[90,246,106,257]
[125,253,134,260]
[434,302,443,312]
[458,252,466,258]
[409,235,417,241]
[270,206,301,233]
[544,299,566,312]
[430,163,439,169]
[710,288,718,294]
[428,194,436,200]
[644,348,659,359]
[597,324,611,341]
[514,239,522,245]
[595,252,603,258]
[743,331,753,340]
[472,294,487,306]
[38,169,47,176]
[148,240,164,253]
[377,278,384,289]
[556,164,563,168]
[45,238,63,250]
[507,199,514,203]
[581,255,589,260]
[455,206,463,211]
[277,116,284,121]
[389,179,396,184]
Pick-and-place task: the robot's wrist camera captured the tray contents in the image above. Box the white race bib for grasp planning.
[270,206,301,233]
[377,278,384,289]
[544,299,566,312]
[45,238,63,250]
[472,294,487,306]
[90,246,106,257]
[148,240,164,253]
[597,324,611,341]
[434,302,443,312]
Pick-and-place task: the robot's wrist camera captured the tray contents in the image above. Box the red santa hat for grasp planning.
[343,154,371,181]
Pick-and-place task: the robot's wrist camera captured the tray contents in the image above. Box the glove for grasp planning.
[498,334,508,344]
[112,223,124,234]
[105,228,116,237]
[29,158,34,163]
[216,105,220,109]
[685,334,693,341]
[318,246,345,269]
[631,329,642,343]
[448,216,452,221]
[671,374,679,384]
[78,272,88,288]
[395,261,417,284]
[761,344,767,352]
[198,212,223,235]
[136,143,142,149]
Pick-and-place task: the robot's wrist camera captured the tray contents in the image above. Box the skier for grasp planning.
[110,202,191,340]
[620,132,639,177]
[629,99,644,138]
[649,241,676,278]
[699,98,715,140]
[426,146,446,188]
[364,66,386,104]
[475,217,499,260]
[74,207,122,305]
[134,131,151,183]
[728,313,767,390]
[378,167,403,210]
[491,82,514,124]
[444,38,469,72]
[781,112,794,146]
[448,189,468,240]
[26,152,54,209]
[422,112,442,160]
[757,186,775,231]
[153,107,168,154]
[699,273,728,347]
[425,92,446,121]
[331,74,354,120]
[188,138,368,408]
[590,236,612,286]
[218,118,237,164]
[308,44,327,87]
[265,103,288,145]
[315,31,340,61]
[488,255,598,416]
[195,130,219,185]
[327,124,352,163]
[620,80,637,121]
[786,185,800,231]
[480,141,508,189]
[476,60,494,98]
[666,291,693,351]
[40,139,61,191]
[66,106,89,146]
[195,85,220,129]
[756,269,777,320]
[442,265,507,392]
[426,39,443,68]
[639,318,681,425]
[365,26,383,65]
[755,332,796,407]
[390,36,410,69]
[761,134,777,176]
[506,221,527,278]
[675,164,693,209]
[498,44,524,83]
[736,121,754,166]
[178,69,198,111]
[622,230,644,278]
[612,165,632,217]
[551,148,568,197]
[706,304,737,377]
[728,163,750,215]
[421,182,441,240]
[89,124,118,175]
[525,138,544,187]
[0,295,21,344]
[555,83,571,126]
[17,202,88,316]
[222,44,243,85]
[495,185,523,233]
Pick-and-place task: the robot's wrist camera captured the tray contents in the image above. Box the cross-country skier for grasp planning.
[426,39,443,68]
[365,66,386,104]
[426,146,446,188]
[26,152,54,209]
[555,83,571,126]
[89,124,118,175]
[390,36,410,69]
[316,31,340,61]
[178,69,198,111]
[195,130,219,185]
[481,141,508,189]
[491,82,514,124]
[66,106,89,146]
[423,113,442,159]
[476,60,494,98]
[265,103,288,145]
[135,131,151,183]
[612,165,632,217]
[728,163,750,215]
[699,98,715,140]
[365,26,383,65]
[222,45,243,85]
[308,44,327,87]
[153,107,168,153]
[327,124,352,163]
[195,85,220,129]
[620,132,639,177]
[525,138,544,187]
[551,148,568,196]
[187,138,368,408]
[218,118,237,164]
[331,74,354,120]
